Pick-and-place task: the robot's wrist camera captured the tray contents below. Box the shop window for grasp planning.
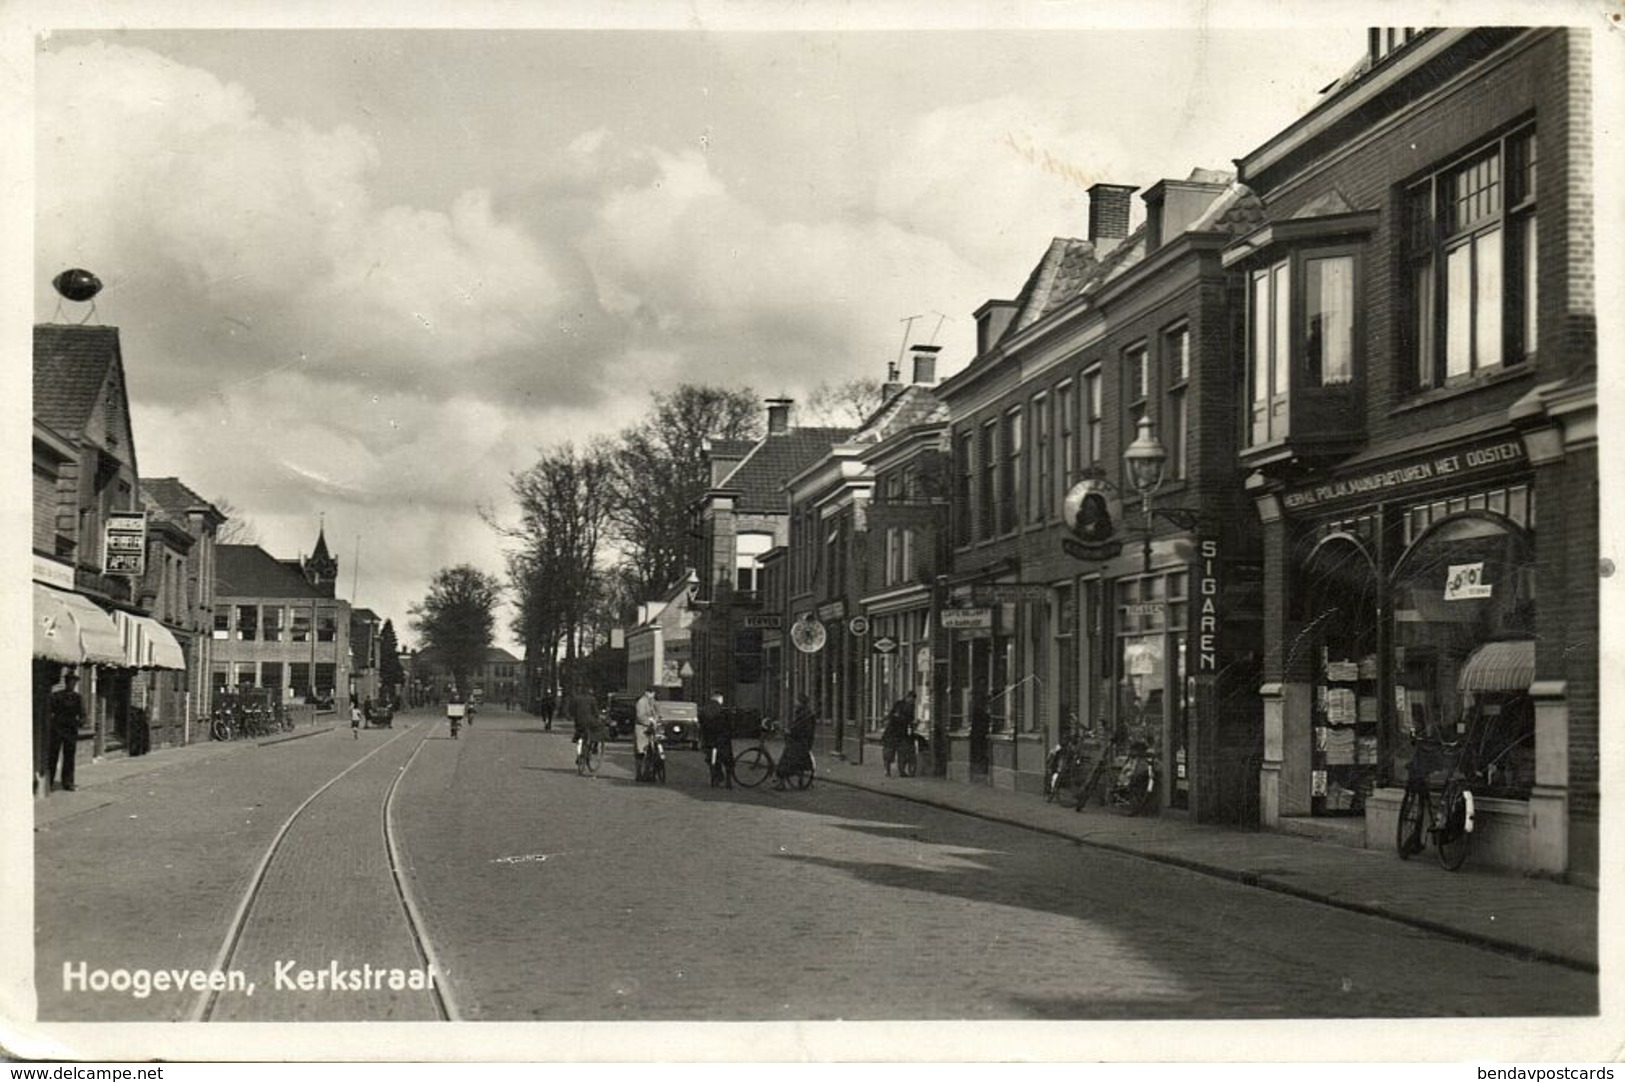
[1300,535,1381,814]
[1406,124,1537,389]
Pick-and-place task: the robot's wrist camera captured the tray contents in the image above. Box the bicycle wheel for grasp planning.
[1074,758,1106,811]
[1114,771,1155,817]
[789,762,814,790]
[1436,783,1474,871]
[652,753,666,783]
[732,746,774,788]
[898,746,918,778]
[210,717,232,742]
[1395,783,1428,859]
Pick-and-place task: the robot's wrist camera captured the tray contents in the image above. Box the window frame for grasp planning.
[1030,392,1051,524]
[1163,324,1191,483]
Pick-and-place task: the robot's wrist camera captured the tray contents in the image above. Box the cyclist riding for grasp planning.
[567,683,605,777]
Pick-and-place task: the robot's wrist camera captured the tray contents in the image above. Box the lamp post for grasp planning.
[1124,416,1169,571]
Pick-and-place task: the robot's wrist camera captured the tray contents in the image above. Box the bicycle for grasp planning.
[731,721,815,789]
[1395,730,1470,869]
[1045,723,1094,803]
[575,733,603,776]
[1109,739,1158,817]
[637,724,667,783]
[209,714,233,742]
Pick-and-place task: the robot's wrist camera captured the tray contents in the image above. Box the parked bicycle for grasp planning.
[1397,718,1531,871]
[1045,719,1095,803]
[637,722,667,784]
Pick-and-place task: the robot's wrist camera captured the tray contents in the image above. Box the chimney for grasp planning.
[1087,183,1138,254]
[1143,173,1231,250]
[702,439,746,486]
[910,344,941,385]
[765,398,793,435]
[974,300,1018,356]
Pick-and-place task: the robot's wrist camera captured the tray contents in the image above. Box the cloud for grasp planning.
[36,41,582,409]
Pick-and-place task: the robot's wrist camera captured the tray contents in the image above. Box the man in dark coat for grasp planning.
[47,672,85,792]
[881,691,916,777]
[698,691,732,788]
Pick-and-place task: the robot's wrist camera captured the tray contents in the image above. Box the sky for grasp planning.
[21,6,1396,649]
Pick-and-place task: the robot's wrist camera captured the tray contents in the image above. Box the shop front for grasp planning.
[1260,432,1544,867]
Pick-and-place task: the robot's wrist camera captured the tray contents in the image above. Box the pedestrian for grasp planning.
[350,700,362,739]
[698,691,732,788]
[541,689,556,732]
[633,687,661,774]
[969,687,992,781]
[47,672,84,791]
[774,693,817,790]
[881,691,916,777]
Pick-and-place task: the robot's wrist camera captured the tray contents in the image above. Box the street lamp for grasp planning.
[1123,416,1200,571]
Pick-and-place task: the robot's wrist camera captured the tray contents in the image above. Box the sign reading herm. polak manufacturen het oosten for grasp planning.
[1281,438,1525,512]
[103,510,148,576]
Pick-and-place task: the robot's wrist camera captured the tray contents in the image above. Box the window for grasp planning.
[1125,344,1149,434]
[314,663,336,697]
[979,421,998,540]
[289,663,311,699]
[1057,381,1076,487]
[1084,369,1102,466]
[1304,256,1355,387]
[261,662,283,691]
[236,604,258,642]
[1164,326,1191,482]
[1407,124,1536,389]
[1249,259,1292,444]
[213,609,230,640]
[1031,393,1051,523]
[736,532,773,594]
[291,606,311,643]
[1001,407,1021,534]
[317,607,337,643]
[262,605,284,643]
[956,431,974,546]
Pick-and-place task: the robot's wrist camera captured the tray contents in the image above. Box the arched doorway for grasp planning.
[1297,531,1380,816]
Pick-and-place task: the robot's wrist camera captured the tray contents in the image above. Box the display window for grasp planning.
[1112,571,1190,810]
[1299,531,1381,816]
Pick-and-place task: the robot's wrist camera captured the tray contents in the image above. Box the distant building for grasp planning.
[139,477,226,746]
[411,645,524,703]
[212,530,353,707]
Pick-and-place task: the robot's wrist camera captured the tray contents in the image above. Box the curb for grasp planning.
[257,725,337,748]
[816,770,1597,975]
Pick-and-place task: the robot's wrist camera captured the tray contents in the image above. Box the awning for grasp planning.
[1458,639,1536,693]
[35,585,127,666]
[33,585,80,664]
[113,611,188,670]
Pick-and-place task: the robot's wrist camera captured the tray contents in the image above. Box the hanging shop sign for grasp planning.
[1444,562,1493,601]
[1280,438,1526,512]
[941,607,993,630]
[848,615,870,637]
[817,600,846,622]
[103,510,148,576]
[791,614,828,654]
[743,614,783,630]
[872,636,898,654]
[1197,539,1220,672]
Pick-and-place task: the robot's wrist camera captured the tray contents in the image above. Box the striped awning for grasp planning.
[1458,639,1536,693]
[113,611,188,671]
[34,585,126,666]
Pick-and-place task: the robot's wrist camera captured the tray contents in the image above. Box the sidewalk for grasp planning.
[816,748,1598,973]
[34,721,338,828]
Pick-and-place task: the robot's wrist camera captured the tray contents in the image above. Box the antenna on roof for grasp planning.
[894,315,922,382]
[927,311,950,346]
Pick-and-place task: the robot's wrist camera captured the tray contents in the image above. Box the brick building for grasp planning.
[1231,28,1596,879]
[212,533,353,707]
[140,478,227,745]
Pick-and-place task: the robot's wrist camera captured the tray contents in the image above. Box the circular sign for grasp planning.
[848,615,870,637]
[790,615,827,654]
[872,636,898,654]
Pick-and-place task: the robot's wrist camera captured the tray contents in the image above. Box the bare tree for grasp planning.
[210,496,260,545]
[502,440,619,694]
[800,376,888,428]
[610,384,761,604]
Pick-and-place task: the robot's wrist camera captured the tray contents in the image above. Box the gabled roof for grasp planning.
[1005,237,1102,339]
[142,477,224,531]
[33,323,124,439]
[850,383,948,444]
[216,544,330,599]
[719,426,855,513]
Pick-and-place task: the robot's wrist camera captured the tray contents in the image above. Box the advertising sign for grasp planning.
[1444,562,1493,601]
[941,607,993,630]
[790,615,827,654]
[872,636,898,654]
[743,614,782,630]
[848,616,870,637]
[104,511,148,576]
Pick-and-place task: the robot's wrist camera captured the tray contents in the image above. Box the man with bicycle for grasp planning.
[699,691,732,788]
[633,686,661,776]
[567,683,605,776]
